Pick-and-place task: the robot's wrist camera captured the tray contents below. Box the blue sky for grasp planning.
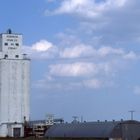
[1,0,140,122]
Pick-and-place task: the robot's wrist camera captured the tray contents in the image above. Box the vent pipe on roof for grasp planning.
[7,29,12,34]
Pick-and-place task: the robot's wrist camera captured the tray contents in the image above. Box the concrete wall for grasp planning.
[7,124,24,137]
[0,59,30,123]
[0,124,8,137]
[0,31,30,137]
[0,33,22,59]
[0,59,30,137]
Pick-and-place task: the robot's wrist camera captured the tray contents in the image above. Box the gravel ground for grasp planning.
[0,137,46,140]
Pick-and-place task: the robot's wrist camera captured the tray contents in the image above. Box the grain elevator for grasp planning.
[0,29,30,137]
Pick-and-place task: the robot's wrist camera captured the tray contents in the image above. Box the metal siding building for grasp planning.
[45,120,140,140]
[0,30,30,137]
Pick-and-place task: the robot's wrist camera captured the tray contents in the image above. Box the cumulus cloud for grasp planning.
[45,0,127,18]
[31,40,53,52]
[123,51,139,60]
[59,43,138,60]
[23,38,139,62]
[59,44,95,58]
[25,39,139,91]
[29,0,140,93]
[48,59,126,78]
[23,40,58,59]
[45,0,140,46]
[49,62,99,77]
[98,47,124,57]
[32,43,139,91]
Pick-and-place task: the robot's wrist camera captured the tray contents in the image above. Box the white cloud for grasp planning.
[123,51,138,60]
[23,39,139,62]
[98,46,124,57]
[23,40,58,59]
[32,0,140,92]
[48,60,122,78]
[60,44,95,58]
[32,43,138,91]
[45,0,140,46]
[45,0,128,18]
[105,0,127,7]
[49,62,99,77]
[31,40,53,52]
[24,39,139,91]
[59,43,138,60]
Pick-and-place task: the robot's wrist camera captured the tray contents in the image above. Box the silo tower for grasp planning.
[0,29,30,137]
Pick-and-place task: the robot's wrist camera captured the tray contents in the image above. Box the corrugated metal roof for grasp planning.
[45,121,120,138]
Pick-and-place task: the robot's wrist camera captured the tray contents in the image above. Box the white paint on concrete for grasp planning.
[0,30,30,137]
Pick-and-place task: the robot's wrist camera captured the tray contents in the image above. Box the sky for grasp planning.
[1,0,140,122]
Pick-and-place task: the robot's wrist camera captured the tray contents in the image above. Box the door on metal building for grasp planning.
[13,128,21,137]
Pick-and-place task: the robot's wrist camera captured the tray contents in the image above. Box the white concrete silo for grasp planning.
[0,29,30,137]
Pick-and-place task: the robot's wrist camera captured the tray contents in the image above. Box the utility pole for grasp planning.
[128,110,135,120]
[72,116,79,122]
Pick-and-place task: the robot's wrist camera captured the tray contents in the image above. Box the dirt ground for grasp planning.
[0,137,46,140]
